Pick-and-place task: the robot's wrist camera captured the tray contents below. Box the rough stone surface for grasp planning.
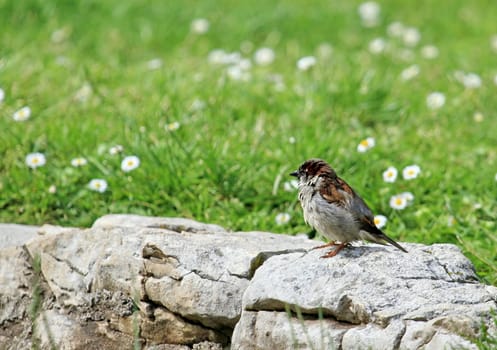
[233,243,497,349]
[1,214,496,349]
[0,223,39,249]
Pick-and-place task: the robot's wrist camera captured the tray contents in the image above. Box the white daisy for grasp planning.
[165,121,180,131]
[461,73,482,89]
[275,212,291,225]
[71,157,88,167]
[296,56,316,71]
[25,152,46,169]
[473,112,484,123]
[13,106,31,121]
[289,136,296,144]
[358,2,380,27]
[426,92,445,110]
[147,58,163,70]
[400,191,415,203]
[121,155,140,172]
[109,145,124,155]
[357,137,375,153]
[447,216,456,227]
[374,215,387,229]
[74,83,92,102]
[368,38,386,54]
[48,185,57,194]
[387,22,405,37]
[421,45,439,59]
[382,166,398,183]
[227,65,251,81]
[389,194,408,210]
[88,179,108,193]
[402,27,421,47]
[190,18,209,34]
[254,47,275,66]
[0,88,4,103]
[400,64,420,81]
[283,180,299,192]
[402,165,421,180]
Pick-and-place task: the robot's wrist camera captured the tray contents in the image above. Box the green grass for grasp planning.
[1,0,497,284]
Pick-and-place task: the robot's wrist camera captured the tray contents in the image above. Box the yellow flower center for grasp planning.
[32,158,39,164]
[127,160,134,166]
[395,198,403,206]
[95,182,101,188]
[408,169,415,175]
[360,139,369,147]
[374,218,380,225]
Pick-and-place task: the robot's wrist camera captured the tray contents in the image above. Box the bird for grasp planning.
[290,158,407,258]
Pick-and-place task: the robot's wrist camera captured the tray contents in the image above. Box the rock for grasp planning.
[1,214,496,349]
[92,214,226,234]
[0,223,39,249]
[233,243,497,349]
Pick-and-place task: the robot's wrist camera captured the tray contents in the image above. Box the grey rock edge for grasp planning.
[0,214,495,350]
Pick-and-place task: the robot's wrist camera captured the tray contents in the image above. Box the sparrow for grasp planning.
[290,159,407,258]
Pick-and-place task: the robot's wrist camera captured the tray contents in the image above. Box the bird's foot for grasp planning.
[311,241,341,250]
[319,242,349,258]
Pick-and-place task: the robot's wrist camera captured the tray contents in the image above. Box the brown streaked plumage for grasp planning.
[290,158,407,258]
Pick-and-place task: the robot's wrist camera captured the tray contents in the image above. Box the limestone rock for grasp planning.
[233,243,497,349]
[1,214,496,349]
[0,223,39,249]
[92,214,226,234]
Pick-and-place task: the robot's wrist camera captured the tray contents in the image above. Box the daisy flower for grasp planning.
[402,27,421,47]
[402,165,421,180]
[461,73,482,89]
[357,137,375,153]
[389,194,408,210]
[400,65,420,81]
[25,152,46,169]
[421,45,439,59]
[447,216,456,227]
[275,213,291,226]
[13,106,31,121]
[147,58,163,70]
[374,215,387,229]
[426,92,445,110]
[48,185,57,194]
[71,157,88,167]
[368,38,386,54]
[121,155,140,172]
[88,179,108,193]
[109,145,124,155]
[283,180,299,192]
[296,56,316,71]
[382,166,398,183]
[289,136,296,144]
[254,47,275,66]
[358,2,380,27]
[473,112,484,123]
[387,22,405,37]
[165,121,180,131]
[0,88,4,103]
[190,18,209,34]
[400,191,415,203]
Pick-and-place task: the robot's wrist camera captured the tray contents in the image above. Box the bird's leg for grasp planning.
[311,241,340,250]
[320,242,349,258]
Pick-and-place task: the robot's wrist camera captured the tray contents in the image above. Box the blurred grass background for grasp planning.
[0,0,496,284]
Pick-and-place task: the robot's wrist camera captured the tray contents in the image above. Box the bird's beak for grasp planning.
[290,170,298,177]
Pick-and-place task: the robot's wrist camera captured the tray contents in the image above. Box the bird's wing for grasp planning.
[320,176,355,207]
